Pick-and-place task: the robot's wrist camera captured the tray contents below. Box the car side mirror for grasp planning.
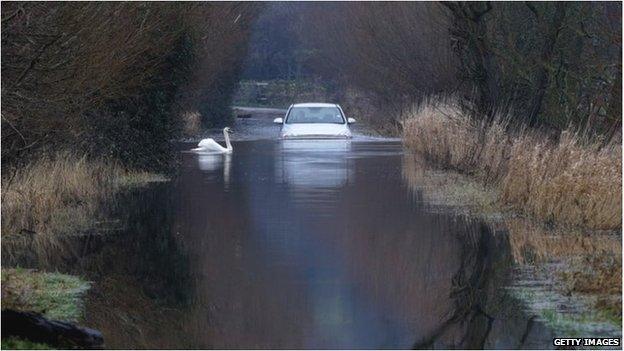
[347,118,356,124]
[273,118,283,124]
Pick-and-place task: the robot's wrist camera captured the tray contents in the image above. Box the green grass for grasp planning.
[595,301,622,326]
[538,306,621,337]
[1,337,51,350]
[1,268,90,322]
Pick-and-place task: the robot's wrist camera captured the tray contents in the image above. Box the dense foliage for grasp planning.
[1,2,258,171]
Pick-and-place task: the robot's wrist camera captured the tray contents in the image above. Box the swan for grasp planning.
[192,127,234,153]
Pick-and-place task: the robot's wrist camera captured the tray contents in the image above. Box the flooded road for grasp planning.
[174,139,471,348]
[5,114,555,349]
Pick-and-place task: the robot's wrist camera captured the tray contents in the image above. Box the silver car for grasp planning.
[274,103,356,139]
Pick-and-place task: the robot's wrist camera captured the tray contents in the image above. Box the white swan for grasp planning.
[192,127,234,153]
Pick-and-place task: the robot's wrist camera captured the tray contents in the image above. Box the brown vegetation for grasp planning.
[1,2,259,244]
[1,152,166,239]
[502,133,621,230]
[402,144,621,325]
[402,100,622,323]
[505,218,620,265]
[403,100,622,231]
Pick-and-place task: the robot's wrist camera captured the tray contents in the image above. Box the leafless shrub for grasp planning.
[298,2,457,115]
[1,2,258,168]
[296,2,620,136]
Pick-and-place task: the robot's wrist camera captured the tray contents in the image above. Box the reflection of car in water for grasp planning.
[275,140,354,188]
[273,103,356,139]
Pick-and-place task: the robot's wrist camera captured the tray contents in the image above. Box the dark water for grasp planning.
[5,133,556,348]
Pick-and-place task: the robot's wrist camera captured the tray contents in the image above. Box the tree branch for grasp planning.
[525,2,539,20]
[473,2,492,21]
[11,35,61,88]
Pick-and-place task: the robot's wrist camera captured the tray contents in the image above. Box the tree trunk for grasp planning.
[441,2,493,115]
[527,2,567,126]
[606,67,622,140]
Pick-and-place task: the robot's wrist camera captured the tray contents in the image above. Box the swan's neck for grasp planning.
[223,130,232,151]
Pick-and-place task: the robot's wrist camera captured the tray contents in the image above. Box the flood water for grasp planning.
[5,115,556,349]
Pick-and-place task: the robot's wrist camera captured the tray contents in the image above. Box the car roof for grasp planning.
[291,103,339,108]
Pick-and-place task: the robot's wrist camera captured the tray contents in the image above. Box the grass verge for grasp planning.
[403,158,621,335]
[1,268,92,350]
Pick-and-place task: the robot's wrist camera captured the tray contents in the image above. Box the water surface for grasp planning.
[5,116,554,349]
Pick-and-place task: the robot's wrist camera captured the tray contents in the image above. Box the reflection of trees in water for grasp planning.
[401,154,554,349]
[84,273,191,349]
[19,184,192,305]
[3,183,195,348]
[99,185,191,305]
[79,184,194,348]
[413,222,499,349]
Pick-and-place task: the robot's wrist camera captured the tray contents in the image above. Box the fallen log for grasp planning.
[2,309,103,349]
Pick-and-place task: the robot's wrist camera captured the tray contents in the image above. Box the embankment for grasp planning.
[402,100,622,335]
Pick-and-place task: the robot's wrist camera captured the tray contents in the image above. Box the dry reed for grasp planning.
[1,152,165,238]
[505,217,621,264]
[502,132,621,230]
[403,100,622,231]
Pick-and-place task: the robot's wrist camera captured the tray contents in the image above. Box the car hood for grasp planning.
[281,123,352,139]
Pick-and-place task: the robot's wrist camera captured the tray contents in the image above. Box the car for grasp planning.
[273,103,356,139]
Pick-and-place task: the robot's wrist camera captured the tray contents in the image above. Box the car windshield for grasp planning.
[286,106,344,124]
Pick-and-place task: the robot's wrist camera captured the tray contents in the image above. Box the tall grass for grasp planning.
[1,152,164,238]
[502,132,621,230]
[403,100,622,231]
